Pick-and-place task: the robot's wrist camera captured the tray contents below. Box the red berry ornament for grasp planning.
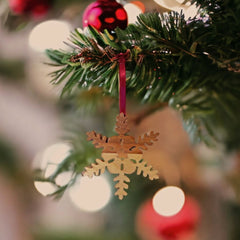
[82,0,128,32]
[9,0,52,18]
[136,197,200,240]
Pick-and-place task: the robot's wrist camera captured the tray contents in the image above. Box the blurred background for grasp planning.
[0,0,240,240]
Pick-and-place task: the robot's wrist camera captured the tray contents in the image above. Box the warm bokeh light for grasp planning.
[153,0,199,19]
[41,142,71,168]
[153,0,182,9]
[34,181,57,196]
[124,1,145,23]
[131,1,145,12]
[41,142,71,178]
[33,143,73,196]
[33,142,72,179]
[153,0,178,9]
[136,197,200,240]
[69,176,111,212]
[183,4,199,19]
[152,186,185,216]
[28,20,71,52]
[175,0,191,5]
[41,143,71,178]
[55,171,73,186]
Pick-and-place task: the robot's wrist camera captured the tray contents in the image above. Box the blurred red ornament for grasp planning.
[82,0,128,32]
[9,0,52,18]
[136,197,200,240]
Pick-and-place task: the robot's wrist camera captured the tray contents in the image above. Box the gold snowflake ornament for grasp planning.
[83,113,159,199]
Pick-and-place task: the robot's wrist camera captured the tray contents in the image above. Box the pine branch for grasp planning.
[34,121,101,198]
[46,5,240,150]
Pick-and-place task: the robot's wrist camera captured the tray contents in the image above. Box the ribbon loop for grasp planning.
[118,53,127,115]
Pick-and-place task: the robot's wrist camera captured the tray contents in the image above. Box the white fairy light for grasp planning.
[55,171,73,186]
[41,142,71,169]
[32,142,72,192]
[183,4,199,19]
[154,0,180,9]
[153,0,199,19]
[32,142,73,196]
[69,176,112,212]
[34,181,57,196]
[124,2,144,23]
[39,142,71,178]
[44,164,58,178]
[175,0,191,5]
[152,186,185,216]
[28,20,71,52]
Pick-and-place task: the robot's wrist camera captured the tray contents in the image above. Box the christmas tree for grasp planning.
[47,0,240,149]
[45,0,240,195]
[0,0,240,239]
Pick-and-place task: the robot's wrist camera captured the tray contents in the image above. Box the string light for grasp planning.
[41,142,71,169]
[175,0,191,6]
[152,186,185,216]
[69,176,111,212]
[55,171,73,186]
[33,142,72,195]
[34,181,57,196]
[153,0,199,19]
[40,142,71,178]
[124,1,145,23]
[28,20,71,52]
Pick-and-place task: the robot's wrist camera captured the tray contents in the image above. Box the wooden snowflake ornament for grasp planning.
[83,113,159,200]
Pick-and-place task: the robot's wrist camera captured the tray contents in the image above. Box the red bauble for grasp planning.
[136,197,200,240]
[9,0,52,18]
[82,0,128,32]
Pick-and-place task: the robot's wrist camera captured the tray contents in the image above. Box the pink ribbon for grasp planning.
[118,53,126,115]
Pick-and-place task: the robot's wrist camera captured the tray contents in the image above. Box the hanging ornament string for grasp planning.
[118,53,127,115]
[84,51,159,200]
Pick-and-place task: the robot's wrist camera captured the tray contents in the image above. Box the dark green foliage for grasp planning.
[0,139,19,177]
[34,230,138,240]
[34,121,102,198]
[227,203,240,240]
[46,0,240,151]
[0,58,25,80]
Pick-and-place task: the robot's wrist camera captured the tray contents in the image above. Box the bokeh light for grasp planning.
[69,176,111,212]
[33,142,72,195]
[153,0,199,19]
[34,181,57,196]
[41,142,71,170]
[28,20,71,52]
[152,186,185,216]
[55,171,73,186]
[124,1,145,23]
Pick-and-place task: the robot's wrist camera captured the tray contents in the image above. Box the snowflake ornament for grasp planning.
[83,113,159,200]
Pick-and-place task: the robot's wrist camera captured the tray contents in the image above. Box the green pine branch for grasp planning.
[46,2,240,150]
